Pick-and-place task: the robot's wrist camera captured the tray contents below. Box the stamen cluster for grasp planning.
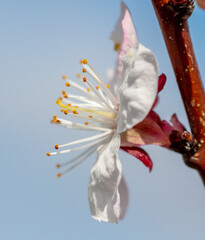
[47,59,119,177]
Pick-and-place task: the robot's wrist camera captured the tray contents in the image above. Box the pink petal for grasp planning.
[110,2,127,45]
[121,116,170,146]
[170,114,185,132]
[117,7,138,78]
[121,146,153,171]
[158,73,166,93]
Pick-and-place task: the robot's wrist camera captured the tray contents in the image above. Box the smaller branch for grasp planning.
[151,0,205,185]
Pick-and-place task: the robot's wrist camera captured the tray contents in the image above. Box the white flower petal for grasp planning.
[88,133,122,223]
[110,2,127,45]
[117,44,158,133]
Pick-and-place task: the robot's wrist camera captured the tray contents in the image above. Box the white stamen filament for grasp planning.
[57,145,97,168]
[64,94,97,104]
[68,79,106,108]
[58,130,113,149]
[57,118,112,132]
[59,144,101,175]
[49,134,112,155]
[84,63,117,105]
[59,109,116,126]
[97,88,113,109]
[62,98,105,110]
[62,101,98,109]
[63,95,103,109]
[83,79,113,112]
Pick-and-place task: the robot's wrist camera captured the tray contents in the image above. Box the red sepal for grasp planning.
[120,146,153,172]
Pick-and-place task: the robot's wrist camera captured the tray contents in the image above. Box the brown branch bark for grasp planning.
[151,0,205,185]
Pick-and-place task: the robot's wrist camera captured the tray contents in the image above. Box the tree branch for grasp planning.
[151,0,205,185]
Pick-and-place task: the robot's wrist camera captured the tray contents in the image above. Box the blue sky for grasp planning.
[0,0,205,239]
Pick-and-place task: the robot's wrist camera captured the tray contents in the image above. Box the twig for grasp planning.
[151,0,205,185]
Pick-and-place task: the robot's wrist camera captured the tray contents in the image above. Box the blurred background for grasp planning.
[0,0,205,239]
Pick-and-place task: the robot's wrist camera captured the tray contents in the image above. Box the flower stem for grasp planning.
[151,0,205,185]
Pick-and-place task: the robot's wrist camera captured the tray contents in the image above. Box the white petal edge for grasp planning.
[88,133,122,223]
[117,44,158,133]
[119,175,129,219]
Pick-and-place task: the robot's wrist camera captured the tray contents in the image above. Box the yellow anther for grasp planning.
[87,88,90,92]
[65,82,70,87]
[82,68,87,73]
[56,120,61,124]
[96,86,100,90]
[64,110,68,115]
[85,121,89,125]
[114,43,121,51]
[83,77,87,82]
[57,173,61,178]
[61,109,64,112]
[64,94,68,98]
[89,115,93,118]
[56,164,61,168]
[67,103,71,106]
[55,144,59,149]
[74,106,79,108]
[62,75,67,80]
[62,90,66,95]
[72,109,78,114]
[76,73,81,78]
[46,152,51,156]
[51,115,58,124]
[82,59,87,64]
[106,84,110,88]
